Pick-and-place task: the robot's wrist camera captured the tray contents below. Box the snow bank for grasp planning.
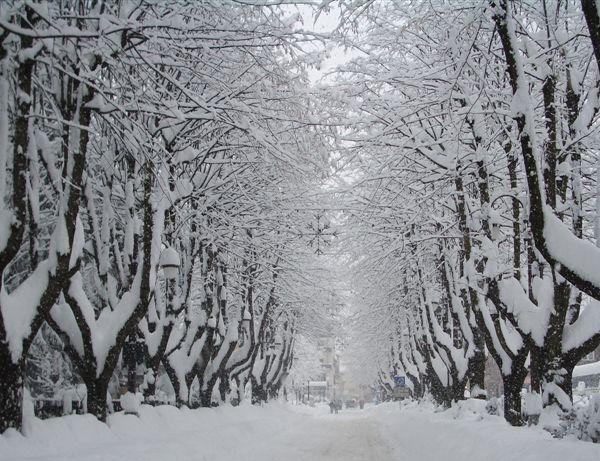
[2,401,600,461]
[120,392,142,414]
[369,400,600,461]
[523,392,543,417]
[0,403,305,461]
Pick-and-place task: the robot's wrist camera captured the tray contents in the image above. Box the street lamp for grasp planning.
[159,247,180,280]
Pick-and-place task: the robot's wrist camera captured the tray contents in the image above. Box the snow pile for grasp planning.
[2,402,600,460]
[523,392,543,417]
[0,403,307,461]
[485,397,503,417]
[370,400,600,460]
[561,395,600,443]
[120,392,141,414]
[444,398,490,421]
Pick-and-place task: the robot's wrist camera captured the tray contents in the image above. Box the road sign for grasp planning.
[394,376,406,388]
[394,387,411,399]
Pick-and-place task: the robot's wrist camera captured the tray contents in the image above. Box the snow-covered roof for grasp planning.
[573,360,600,378]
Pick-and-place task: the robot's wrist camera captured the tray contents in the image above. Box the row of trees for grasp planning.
[338,0,600,427]
[0,0,334,433]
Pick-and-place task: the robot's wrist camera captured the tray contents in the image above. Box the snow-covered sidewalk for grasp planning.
[373,400,600,461]
[1,401,600,460]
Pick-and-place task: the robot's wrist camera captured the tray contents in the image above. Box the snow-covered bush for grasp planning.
[560,395,600,443]
[446,399,488,422]
[120,392,141,415]
[523,392,543,425]
[485,397,502,417]
[537,395,600,443]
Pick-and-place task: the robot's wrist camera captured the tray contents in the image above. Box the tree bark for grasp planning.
[252,380,269,405]
[199,388,211,407]
[0,349,23,433]
[468,348,486,399]
[503,373,525,426]
[85,377,109,422]
[164,361,187,407]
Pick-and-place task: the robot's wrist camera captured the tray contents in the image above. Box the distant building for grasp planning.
[484,355,503,398]
[316,336,342,401]
[573,345,600,391]
[579,345,600,365]
[307,381,328,400]
[484,346,600,396]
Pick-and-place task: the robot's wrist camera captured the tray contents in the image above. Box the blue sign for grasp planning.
[394,376,406,388]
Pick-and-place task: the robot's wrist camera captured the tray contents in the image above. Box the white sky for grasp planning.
[293,5,352,83]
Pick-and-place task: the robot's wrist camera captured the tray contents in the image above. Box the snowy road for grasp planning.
[263,412,394,461]
[3,402,600,461]
[1,405,394,461]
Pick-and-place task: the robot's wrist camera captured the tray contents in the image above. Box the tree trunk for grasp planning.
[145,378,156,401]
[251,377,268,405]
[85,377,109,422]
[235,373,248,403]
[532,278,573,411]
[125,338,137,394]
[560,365,574,401]
[407,375,423,399]
[0,347,23,433]
[0,5,36,436]
[199,387,212,407]
[143,362,160,402]
[164,362,186,407]
[530,346,543,394]
[252,387,268,404]
[219,373,230,403]
[503,373,524,426]
[468,347,486,399]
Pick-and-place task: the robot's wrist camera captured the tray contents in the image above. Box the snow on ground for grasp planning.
[374,399,600,461]
[1,400,600,460]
